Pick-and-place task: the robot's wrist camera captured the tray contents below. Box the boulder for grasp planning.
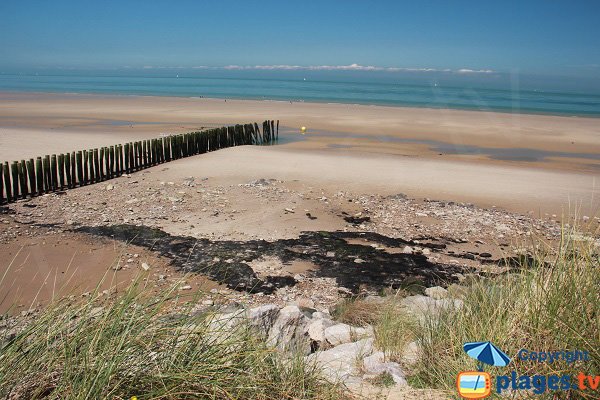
[247,304,280,336]
[267,305,310,353]
[324,323,373,346]
[362,351,408,386]
[307,338,374,384]
[306,317,335,343]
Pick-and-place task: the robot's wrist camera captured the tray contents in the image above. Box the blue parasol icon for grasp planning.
[463,341,511,369]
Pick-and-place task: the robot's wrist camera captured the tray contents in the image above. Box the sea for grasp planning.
[1,69,599,116]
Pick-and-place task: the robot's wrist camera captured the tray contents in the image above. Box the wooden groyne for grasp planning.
[0,120,279,204]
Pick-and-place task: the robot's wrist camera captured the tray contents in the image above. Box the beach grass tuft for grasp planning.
[397,221,599,397]
[0,278,346,400]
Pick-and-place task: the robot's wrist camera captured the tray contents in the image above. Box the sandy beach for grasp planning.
[1,91,599,215]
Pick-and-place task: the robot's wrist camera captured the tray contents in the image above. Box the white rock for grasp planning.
[362,351,408,386]
[324,323,373,346]
[247,304,280,336]
[106,184,114,191]
[354,258,365,264]
[307,338,374,384]
[424,286,449,300]
[306,318,335,342]
[402,246,413,254]
[267,305,310,353]
[401,341,420,366]
[179,285,192,290]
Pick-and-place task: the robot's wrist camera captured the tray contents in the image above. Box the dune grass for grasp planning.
[0,278,346,400]
[399,222,599,398]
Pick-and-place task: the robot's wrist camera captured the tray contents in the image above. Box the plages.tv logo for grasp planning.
[456,341,511,399]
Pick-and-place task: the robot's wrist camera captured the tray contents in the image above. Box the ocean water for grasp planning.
[1,71,599,116]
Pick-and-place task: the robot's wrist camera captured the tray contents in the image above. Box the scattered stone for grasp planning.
[141,262,150,271]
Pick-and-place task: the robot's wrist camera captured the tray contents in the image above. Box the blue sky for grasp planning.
[1,1,599,78]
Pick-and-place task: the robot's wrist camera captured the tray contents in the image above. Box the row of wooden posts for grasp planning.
[0,120,279,204]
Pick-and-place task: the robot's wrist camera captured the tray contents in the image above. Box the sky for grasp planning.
[1,1,599,79]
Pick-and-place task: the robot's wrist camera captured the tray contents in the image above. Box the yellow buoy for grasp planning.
[300,126,307,134]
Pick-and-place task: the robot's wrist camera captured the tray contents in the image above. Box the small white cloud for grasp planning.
[456,68,494,74]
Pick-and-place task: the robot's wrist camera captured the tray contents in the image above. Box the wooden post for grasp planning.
[58,154,65,189]
[124,143,130,173]
[109,146,115,178]
[0,162,4,204]
[3,162,11,201]
[42,156,50,192]
[76,151,83,186]
[50,155,58,190]
[18,161,27,198]
[65,153,72,188]
[11,161,19,199]
[93,148,100,182]
[70,152,76,187]
[103,147,109,178]
[27,159,36,196]
[82,150,89,184]
[36,157,43,194]
[88,149,96,183]
[99,148,105,180]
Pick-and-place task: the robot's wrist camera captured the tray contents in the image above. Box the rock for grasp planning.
[306,318,335,343]
[141,262,150,271]
[400,295,462,322]
[480,252,493,258]
[106,184,114,191]
[295,297,315,309]
[306,338,374,384]
[201,299,214,306]
[424,286,448,300]
[401,341,420,366]
[89,306,104,318]
[324,323,373,346]
[326,251,336,258]
[354,258,365,264]
[267,305,310,353]
[179,285,192,290]
[402,246,413,254]
[247,304,280,336]
[362,351,407,386]
[447,284,468,299]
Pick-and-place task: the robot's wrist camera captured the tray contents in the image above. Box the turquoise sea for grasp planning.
[1,70,599,116]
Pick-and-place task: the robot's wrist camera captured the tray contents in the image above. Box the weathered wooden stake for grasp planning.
[3,162,11,201]
[36,157,43,195]
[11,161,19,199]
[27,159,36,195]
[58,154,65,189]
[76,151,83,186]
[0,162,4,204]
[65,154,72,188]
